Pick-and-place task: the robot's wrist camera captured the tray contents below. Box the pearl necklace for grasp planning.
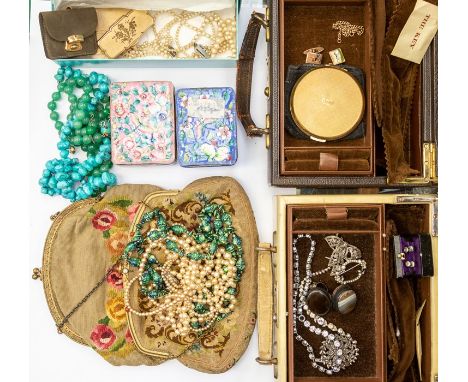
[293,234,359,375]
[123,9,236,59]
[38,66,117,201]
[123,203,244,337]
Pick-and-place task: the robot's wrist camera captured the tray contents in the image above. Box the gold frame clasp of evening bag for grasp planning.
[65,34,84,52]
[256,242,278,367]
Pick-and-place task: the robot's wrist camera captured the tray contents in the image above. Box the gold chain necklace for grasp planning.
[123,9,236,59]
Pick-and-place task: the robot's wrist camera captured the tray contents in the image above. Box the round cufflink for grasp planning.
[332,285,357,314]
[307,283,332,316]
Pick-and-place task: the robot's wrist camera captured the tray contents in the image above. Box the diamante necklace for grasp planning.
[292,234,359,375]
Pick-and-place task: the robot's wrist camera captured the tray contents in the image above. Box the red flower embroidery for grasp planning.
[90,324,116,350]
[92,210,117,231]
[107,269,123,289]
[125,329,134,344]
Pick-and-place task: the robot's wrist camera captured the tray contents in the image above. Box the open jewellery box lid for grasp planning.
[39,177,258,372]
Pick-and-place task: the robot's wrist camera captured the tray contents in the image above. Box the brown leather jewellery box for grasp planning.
[256,193,438,382]
[236,0,438,188]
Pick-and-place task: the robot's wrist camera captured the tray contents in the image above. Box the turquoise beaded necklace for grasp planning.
[38,66,117,202]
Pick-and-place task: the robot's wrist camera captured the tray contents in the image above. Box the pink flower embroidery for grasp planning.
[92,210,117,231]
[90,324,116,350]
[106,269,123,289]
[127,203,140,222]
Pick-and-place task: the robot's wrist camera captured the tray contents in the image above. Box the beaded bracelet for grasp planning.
[38,66,117,202]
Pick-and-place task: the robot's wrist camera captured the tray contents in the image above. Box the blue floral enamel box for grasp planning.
[175,87,238,167]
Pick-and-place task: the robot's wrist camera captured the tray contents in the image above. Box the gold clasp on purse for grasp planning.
[65,34,84,52]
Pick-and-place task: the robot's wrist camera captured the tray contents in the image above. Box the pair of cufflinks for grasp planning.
[303,47,346,65]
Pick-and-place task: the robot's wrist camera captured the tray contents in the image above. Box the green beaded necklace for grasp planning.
[122,200,245,334]
[39,66,117,201]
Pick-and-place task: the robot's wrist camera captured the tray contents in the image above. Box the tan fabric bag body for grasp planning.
[40,177,258,372]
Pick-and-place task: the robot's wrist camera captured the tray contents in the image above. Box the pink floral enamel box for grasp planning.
[110,81,176,165]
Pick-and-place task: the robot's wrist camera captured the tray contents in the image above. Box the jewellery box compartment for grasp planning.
[235,0,439,187]
[287,204,385,381]
[262,195,438,382]
[279,0,375,178]
[384,204,436,382]
[48,0,240,64]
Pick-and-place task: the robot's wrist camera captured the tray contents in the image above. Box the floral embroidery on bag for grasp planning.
[88,196,136,358]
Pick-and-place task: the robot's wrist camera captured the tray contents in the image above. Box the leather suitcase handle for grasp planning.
[236,12,269,137]
[256,243,277,365]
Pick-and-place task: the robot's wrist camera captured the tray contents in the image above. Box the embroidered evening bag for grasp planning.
[36,177,258,372]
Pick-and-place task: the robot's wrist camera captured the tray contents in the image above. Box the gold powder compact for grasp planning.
[289,66,365,142]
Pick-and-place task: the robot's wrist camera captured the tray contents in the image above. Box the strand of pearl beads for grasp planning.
[38,66,117,202]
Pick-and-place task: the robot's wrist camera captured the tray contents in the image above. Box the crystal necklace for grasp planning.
[292,234,359,375]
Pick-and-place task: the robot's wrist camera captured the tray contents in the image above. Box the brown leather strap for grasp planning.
[236,12,267,137]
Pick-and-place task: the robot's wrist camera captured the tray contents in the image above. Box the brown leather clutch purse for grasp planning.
[39,7,98,60]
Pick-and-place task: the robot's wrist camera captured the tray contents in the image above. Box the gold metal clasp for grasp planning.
[256,242,277,253]
[265,114,271,149]
[65,34,84,52]
[256,356,278,365]
[400,143,438,184]
[252,9,270,42]
[32,268,42,281]
[50,211,61,220]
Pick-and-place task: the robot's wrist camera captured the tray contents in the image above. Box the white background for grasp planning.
[29,1,295,381]
[1,1,461,381]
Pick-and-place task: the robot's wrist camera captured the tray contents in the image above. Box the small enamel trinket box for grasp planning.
[175,87,238,167]
[110,81,176,165]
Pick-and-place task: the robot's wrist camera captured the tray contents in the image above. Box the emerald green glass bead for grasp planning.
[77,102,87,110]
[55,121,63,131]
[87,144,98,153]
[52,92,61,101]
[68,94,77,104]
[86,126,97,135]
[50,111,59,121]
[92,133,103,144]
[71,136,82,146]
[82,135,92,145]
[76,77,86,87]
[75,110,85,120]
[73,121,82,130]
[47,101,57,110]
